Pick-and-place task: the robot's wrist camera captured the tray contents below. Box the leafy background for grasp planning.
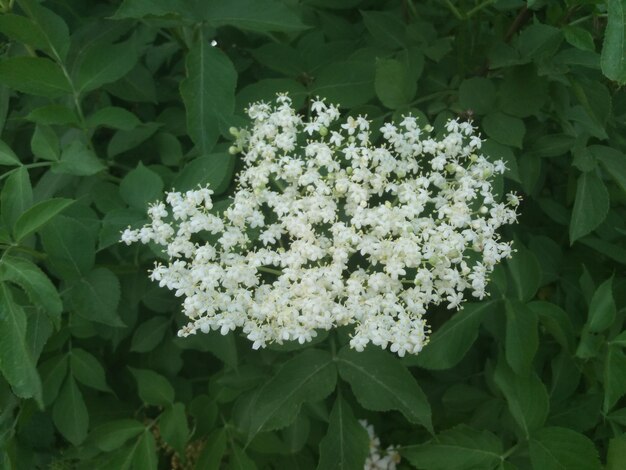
[0,0,625,468]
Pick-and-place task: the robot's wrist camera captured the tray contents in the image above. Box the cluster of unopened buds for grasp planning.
[121,94,519,356]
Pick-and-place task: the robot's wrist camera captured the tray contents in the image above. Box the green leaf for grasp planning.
[587,277,616,333]
[120,163,164,210]
[361,11,406,49]
[482,112,525,148]
[0,284,42,405]
[66,268,123,327]
[26,311,52,363]
[494,359,548,437]
[172,153,235,194]
[0,140,21,166]
[282,413,310,454]
[13,198,73,242]
[317,396,369,470]
[576,326,604,360]
[592,145,626,194]
[415,301,496,370]
[229,445,257,470]
[375,58,416,109]
[548,393,601,432]
[16,0,70,61]
[107,122,161,158]
[176,329,238,368]
[25,104,79,127]
[402,425,503,470]
[458,77,496,114]
[0,57,71,97]
[31,125,60,162]
[180,39,237,155]
[133,430,158,470]
[195,428,228,470]
[505,300,538,377]
[337,347,432,431]
[563,26,596,52]
[130,367,175,406]
[70,348,111,392]
[529,427,601,470]
[1,166,33,229]
[156,132,183,166]
[498,65,548,118]
[96,444,139,470]
[570,79,612,139]
[26,104,78,126]
[40,353,68,406]
[53,140,106,176]
[607,433,626,470]
[604,345,626,413]
[0,256,62,325]
[112,0,199,19]
[105,64,157,103]
[87,419,145,452]
[610,330,626,347]
[203,0,308,33]
[75,38,140,93]
[528,301,575,353]
[609,407,626,427]
[86,107,141,131]
[40,216,95,280]
[248,349,336,439]
[517,23,562,60]
[0,14,48,52]
[529,134,576,158]
[506,244,541,302]
[52,374,89,446]
[569,170,609,244]
[601,0,626,83]
[574,147,596,172]
[160,403,190,457]
[130,316,170,353]
[310,61,375,108]
[250,43,304,77]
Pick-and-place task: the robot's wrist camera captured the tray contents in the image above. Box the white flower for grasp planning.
[121,95,518,355]
[360,420,401,470]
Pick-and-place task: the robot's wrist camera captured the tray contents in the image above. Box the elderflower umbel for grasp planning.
[121,95,519,356]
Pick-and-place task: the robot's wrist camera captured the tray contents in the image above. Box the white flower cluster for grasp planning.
[121,95,519,356]
[360,420,400,470]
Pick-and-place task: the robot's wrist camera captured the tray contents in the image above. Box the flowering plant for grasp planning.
[1,0,620,466]
[122,95,519,356]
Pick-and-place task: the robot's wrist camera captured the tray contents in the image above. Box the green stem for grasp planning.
[0,162,53,182]
[406,0,419,20]
[0,244,48,259]
[501,442,520,461]
[442,0,464,20]
[258,266,282,276]
[568,13,605,26]
[467,0,496,17]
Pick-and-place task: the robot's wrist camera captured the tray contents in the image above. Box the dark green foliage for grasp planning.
[0,0,625,468]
